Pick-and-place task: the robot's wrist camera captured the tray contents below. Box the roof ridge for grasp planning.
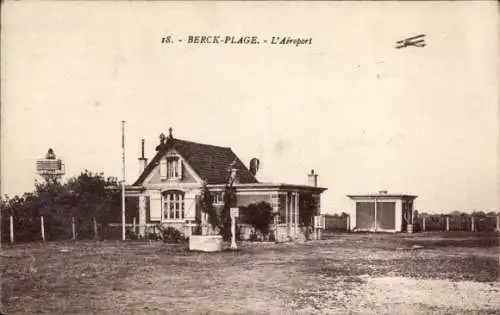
[174,138,231,150]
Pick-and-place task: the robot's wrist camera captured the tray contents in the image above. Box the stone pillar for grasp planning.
[496,215,500,232]
[271,194,279,239]
[445,216,450,232]
[471,216,475,232]
[138,194,146,237]
[395,200,403,232]
[422,216,426,231]
[273,215,278,237]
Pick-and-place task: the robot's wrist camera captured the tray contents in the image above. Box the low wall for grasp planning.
[238,224,255,241]
[275,224,319,242]
[189,235,223,252]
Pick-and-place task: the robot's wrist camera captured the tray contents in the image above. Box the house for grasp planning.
[124,128,327,242]
[347,191,417,232]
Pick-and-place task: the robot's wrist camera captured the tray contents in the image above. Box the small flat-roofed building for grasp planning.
[347,191,417,232]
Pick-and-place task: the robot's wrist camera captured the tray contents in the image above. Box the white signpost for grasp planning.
[230,207,239,249]
[314,215,325,240]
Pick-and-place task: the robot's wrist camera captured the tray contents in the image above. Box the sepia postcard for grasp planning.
[1,1,499,314]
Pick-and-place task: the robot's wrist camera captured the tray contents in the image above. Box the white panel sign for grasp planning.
[314,215,325,229]
[230,207,239,218]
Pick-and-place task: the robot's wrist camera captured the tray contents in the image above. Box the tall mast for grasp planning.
[121,120,126,241]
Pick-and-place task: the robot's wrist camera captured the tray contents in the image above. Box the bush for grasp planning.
[249,232,259,242]
[146,232,160,240]
[242,201,275,238]
[161,226,185,243]
[268,231,276,242]
[193,225,202,236]
[126,229,138,240]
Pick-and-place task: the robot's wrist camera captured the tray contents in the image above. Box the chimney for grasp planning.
[138,139,148,175]
[249,158,260,177]
[308,169,318,187]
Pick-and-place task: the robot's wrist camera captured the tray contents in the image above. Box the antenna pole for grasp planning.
[121,121,126,241]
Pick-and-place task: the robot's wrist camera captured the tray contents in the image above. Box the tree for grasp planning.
[198,181,218,235]
[472,210,486,217]
[1,170,119,242]
[219,183,236,241]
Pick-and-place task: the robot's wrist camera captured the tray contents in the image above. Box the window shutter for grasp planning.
[150,191,162,221]
[184,191,195,220]
[160,158,167,180]
[178,159,183,179]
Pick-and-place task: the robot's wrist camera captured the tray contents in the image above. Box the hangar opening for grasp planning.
[348,191,417,232]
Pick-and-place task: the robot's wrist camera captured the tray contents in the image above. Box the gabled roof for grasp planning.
[133,137,258,186]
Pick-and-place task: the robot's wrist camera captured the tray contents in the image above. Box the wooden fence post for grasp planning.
[93,217,98,239]
[496,215,500,232]
[445,216,450,232]
[9,215,14,244]
[72,217,76,240]
[133,217,136,234]
[41,215,45,242]
[471,216,475,232]
[346,216,350,232]
[422,216,426,232]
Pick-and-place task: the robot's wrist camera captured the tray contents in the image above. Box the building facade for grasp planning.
[124,129,327,242]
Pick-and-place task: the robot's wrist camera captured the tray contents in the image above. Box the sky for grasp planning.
[1,2,498,214]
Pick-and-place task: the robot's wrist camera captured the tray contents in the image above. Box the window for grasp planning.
[163,191,185,220]
[212,192,224,205]
[160,155,182,180]
[167,157,179,179]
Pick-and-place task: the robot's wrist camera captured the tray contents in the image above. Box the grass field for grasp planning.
[1,232,499,314]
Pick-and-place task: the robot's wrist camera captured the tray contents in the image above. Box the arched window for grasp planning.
[163,190,185,220]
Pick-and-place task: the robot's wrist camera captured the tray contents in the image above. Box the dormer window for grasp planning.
[160,154,182,180]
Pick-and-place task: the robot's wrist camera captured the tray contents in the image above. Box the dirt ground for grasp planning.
[1,232,499,314]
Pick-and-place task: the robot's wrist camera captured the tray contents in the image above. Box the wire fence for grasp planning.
[1,213,499,244]
[0,215,148,243]
[416,214,498,232]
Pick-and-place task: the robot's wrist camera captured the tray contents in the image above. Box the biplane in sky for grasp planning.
[395,34,426,49]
